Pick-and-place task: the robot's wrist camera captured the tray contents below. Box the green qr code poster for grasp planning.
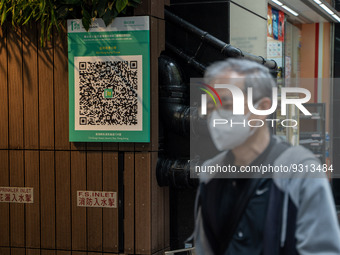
[68,17,150,142]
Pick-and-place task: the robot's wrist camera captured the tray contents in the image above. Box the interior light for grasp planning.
[320,4,334,15]
[332,14,340,22]
[271,0,283,6]
[313,0,322,4]
[282,5,299,16]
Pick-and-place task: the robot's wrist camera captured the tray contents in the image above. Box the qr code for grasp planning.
[74,55,143,131]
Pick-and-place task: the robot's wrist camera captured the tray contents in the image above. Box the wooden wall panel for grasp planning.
[87,151,103,252]
[149,17,159,151]
[124,152,135,254]
[71,142,86,151]
[103,152,119,252]
[119,142,135,151]
[135,17,163,152]
[0,5,168,254]
[71,252,87,255]
[8,27,23,149]
[0,248,10,255]
[87,143,102,151]
[135,152,152,254]
[10,150,25,247]
[57,251,71,255]
[26,249,40,255]
[0,150,9,246]
[71,151,87,251]
[41,250,56,255]
[103,142,119,151]
[23,23,39,149]
[11,248,25,255]
[151,152,164,253]
[38,36,54,150]
[25,150,40,248]
[0,25,8,149]
[40,151,55,249]
[56,151,71,250]
[54,27,70,150]
[134,0,164,18]
[88,252,102,255]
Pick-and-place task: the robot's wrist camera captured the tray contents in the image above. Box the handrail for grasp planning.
[165,42,206,74]
[165,9,277,70]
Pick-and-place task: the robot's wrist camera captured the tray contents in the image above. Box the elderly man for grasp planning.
[193,59,340,255]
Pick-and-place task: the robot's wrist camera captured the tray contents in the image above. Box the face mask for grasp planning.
[207,102,260,151]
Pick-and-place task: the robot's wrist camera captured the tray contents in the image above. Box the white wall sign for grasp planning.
[0,187,34,204]
[77,191,117,208]
[230,2,267,57]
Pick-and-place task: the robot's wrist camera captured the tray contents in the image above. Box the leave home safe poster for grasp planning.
[67,16,150,142]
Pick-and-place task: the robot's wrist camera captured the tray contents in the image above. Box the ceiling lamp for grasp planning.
[282,5,299,16]
[271,0,299,16]
[309,0,340,22]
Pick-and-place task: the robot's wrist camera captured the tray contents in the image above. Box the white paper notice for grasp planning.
[77,191,117,208]
[0,187,34,204]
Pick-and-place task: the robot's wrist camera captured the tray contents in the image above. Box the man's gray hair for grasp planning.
[204,58,276,102]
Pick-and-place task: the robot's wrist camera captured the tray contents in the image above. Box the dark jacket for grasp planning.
[194,137,340,255]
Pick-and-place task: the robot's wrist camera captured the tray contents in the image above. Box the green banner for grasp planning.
[68,17,150,142]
